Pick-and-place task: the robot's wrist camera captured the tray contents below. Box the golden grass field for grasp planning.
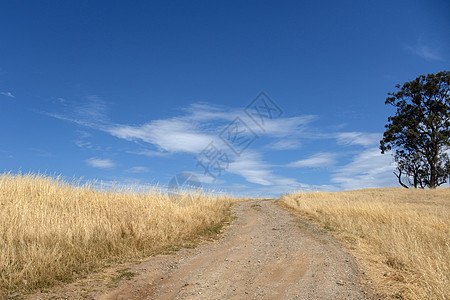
[0,173,234,296]
[280,188,450,300]
[1,172,449,299]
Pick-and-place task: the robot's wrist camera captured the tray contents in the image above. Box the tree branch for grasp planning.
[393,170,409,189]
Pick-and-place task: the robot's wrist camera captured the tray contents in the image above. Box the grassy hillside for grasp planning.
[0,173,234,296]
[280,188,450,300]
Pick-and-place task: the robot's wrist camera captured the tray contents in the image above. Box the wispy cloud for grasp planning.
[126,166,150,173]
[47,95,110,129]
[227,151,274,186]
[104,104,315,156]
[0,91,15,98]
[74,95,109,123]
[49,100,317,157]
[227,150,301,189]
[73,130,103,150]
[48,98,398,193]
[331,147,396,190]
[127,149,170,157]
[266,139,301,150]
[261,115,317,136]
[85,157,116,169]
[404,40,444,61]
[108,120,215,154]
[182,102,238,122]
[336,132,381,147]
[288,152,336,168]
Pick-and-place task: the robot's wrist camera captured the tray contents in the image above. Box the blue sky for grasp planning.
[1,1,449,197]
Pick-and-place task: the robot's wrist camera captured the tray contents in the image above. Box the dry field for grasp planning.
[280,188,450,300]
[0,173,233,297]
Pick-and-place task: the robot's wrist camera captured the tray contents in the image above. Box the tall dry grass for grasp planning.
[0,173,233,296]
[280,188,450,300]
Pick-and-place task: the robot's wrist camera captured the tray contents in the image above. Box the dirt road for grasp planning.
[30,200,368,299]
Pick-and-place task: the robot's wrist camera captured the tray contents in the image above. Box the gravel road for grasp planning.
[96,200,368,300]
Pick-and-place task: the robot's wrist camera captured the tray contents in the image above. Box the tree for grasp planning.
[380,71,450,189]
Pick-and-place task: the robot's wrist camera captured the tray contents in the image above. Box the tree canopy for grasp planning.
[380,71,449,188]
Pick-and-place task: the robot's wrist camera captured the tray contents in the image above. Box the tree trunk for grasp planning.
[429,158,437,189]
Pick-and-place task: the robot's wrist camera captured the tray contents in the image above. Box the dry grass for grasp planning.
[0,173,234,296]
[280,188,450,300]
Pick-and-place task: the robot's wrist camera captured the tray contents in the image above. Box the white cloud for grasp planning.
[332,147,396,190]
[105,104,233,155]
[47,95,110,129]
[73,130,102,150]
[126,166,150,173]
[0,91,15,98]
[106,105,312,157]
[85,157,116,169]
[48,100,317,157]
[227,151,274,186]
[258,115,317,136]
[48,98,401,194]
[183,102,238,122]
[180,103,317,140]
[182,103,317,140]
[75,95,109,123]
[267,139,301,150]
[404,41,443,61]
[288,152,336,168]
[336,132,381,147]
[127,149,170,157]
[76,130,92,139]
[108,119,215,154]
[226,150,302,189]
